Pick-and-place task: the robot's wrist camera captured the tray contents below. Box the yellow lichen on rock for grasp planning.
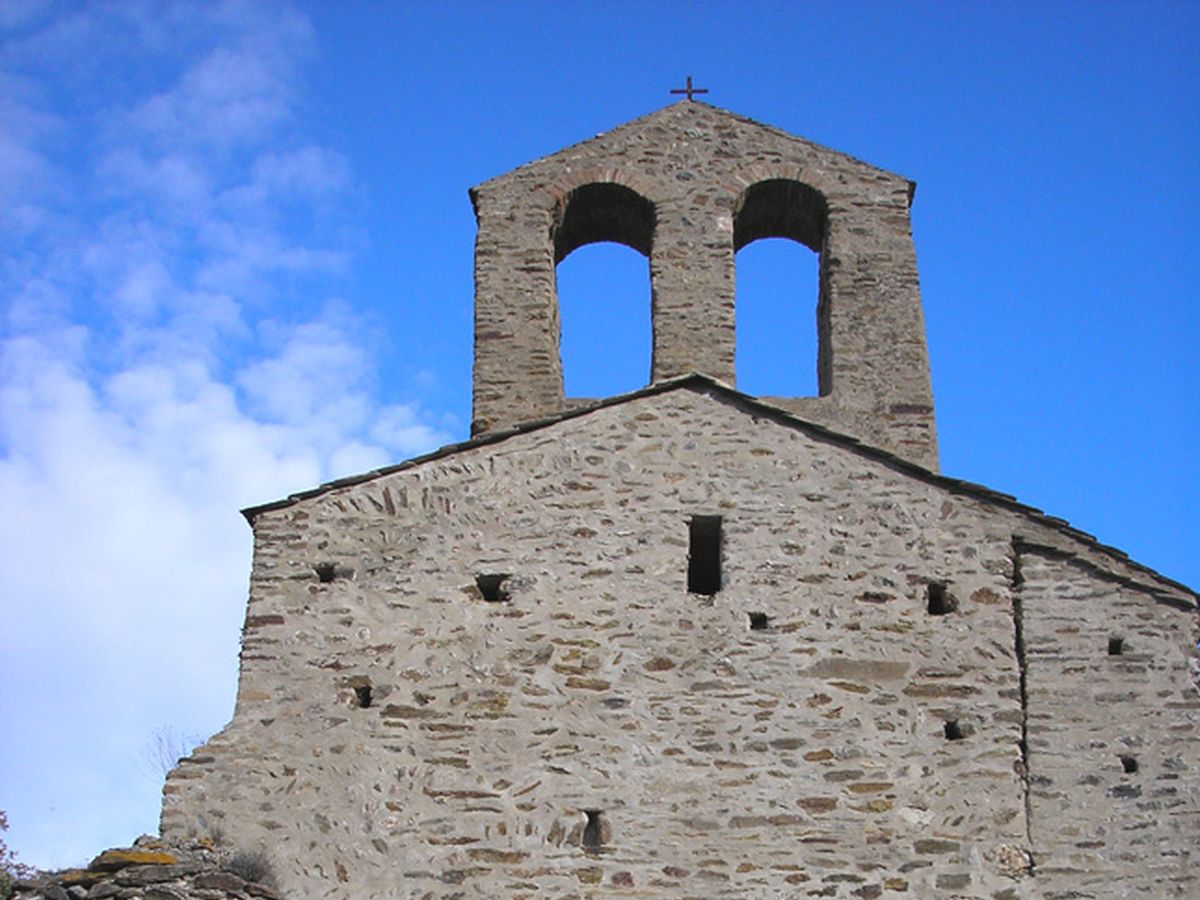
[90,847,179,869]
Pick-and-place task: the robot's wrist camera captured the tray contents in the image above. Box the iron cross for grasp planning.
[670,75,709,102]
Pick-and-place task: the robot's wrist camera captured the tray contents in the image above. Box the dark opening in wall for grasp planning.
[476,573,511,603]
[582,810,605,850]
[314,562,337,583]
[926,582,957,616]
[943,720,973,741]
[1120,754,1138,774]
[687,516,723,595]
[554,183,654,263]
[1108,636,1125,656]
[346,675,373,709]
[748,612,770,631]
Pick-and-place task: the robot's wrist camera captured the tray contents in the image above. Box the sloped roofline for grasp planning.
[469,101,916,204]
[242,374,1196,605]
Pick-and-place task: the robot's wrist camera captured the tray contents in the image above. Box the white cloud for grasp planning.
[371,402,450,457]
[0,1,452,869]
[97,149,215,219]
[239,317,370,423]
[252,146,353,199]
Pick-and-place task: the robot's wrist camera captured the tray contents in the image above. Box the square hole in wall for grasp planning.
[345,676,373,709]
[1108,636,1125,656]
[748,612,770,631]
[476,573,511,602]
[943,719,973,741]
[927,582,957,615]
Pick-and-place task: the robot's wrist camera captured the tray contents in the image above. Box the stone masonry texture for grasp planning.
[469,102,938,471]
[160,385,1198,898]
[158,105,1198,898]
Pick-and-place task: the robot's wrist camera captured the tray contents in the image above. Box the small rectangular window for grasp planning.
[688,515,722,595]
[926,581,957,615]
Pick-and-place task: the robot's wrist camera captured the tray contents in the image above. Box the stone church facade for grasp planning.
[160,103,1198,898]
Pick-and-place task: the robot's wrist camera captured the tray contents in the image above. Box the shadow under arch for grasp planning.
[732,178,831,396]
[733,178,827,252]
[553,182,655,263]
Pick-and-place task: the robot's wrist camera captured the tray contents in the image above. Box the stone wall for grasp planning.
[1018,546,1198,896]
[160,385,1197,897]
[469,102,939,471]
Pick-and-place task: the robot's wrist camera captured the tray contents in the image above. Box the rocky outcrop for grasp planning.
[11,836,284,900]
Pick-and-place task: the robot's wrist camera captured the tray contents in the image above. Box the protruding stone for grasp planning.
[89,849,178,871]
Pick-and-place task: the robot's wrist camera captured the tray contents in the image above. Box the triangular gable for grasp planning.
[244,374,1196,606]
[471,101,913,199]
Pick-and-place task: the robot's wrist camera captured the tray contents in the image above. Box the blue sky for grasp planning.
[1,0,1196,869]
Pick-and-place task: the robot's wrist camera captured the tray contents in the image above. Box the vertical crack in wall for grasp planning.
[1011,542,1037,875]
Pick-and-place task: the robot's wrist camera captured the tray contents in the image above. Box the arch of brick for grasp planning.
[469,102,938,470]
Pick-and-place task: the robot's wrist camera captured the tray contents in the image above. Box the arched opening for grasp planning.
[553,183,655,399]
[733,179,828,398]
